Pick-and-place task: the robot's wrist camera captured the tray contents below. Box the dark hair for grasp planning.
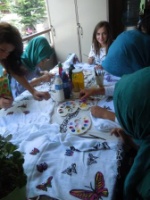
[138,14,150,35]
[0,22,25,75]
[92,21,113,55]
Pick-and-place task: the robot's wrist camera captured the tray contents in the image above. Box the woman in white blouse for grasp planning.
[88,21,113,68]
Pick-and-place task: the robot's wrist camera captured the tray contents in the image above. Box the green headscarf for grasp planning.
[114,67,150,200]
[21,36,54,71]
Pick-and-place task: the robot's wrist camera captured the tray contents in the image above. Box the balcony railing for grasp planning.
[22,28,51,42]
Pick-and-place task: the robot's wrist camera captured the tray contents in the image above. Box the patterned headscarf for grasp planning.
[114,67,150,199]
[21,36,54,71]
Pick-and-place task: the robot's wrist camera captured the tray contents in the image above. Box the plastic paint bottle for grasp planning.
[61,71,71,99]
[54,74,65,102]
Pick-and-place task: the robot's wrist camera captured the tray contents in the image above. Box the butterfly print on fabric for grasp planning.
[36,176,53,191]
[102,142,110,150]
[65,149,74,156]
[7,111,14,115]
[70,171,108,200]
[106,96,113,102]
[23,110,30,115]
[94,142,110,150]
[30,147,40,155]
[65,146,80,156]
[70,146,80,152]
[87,153,98,166]
[37,162,48,173]
[22,97,30,101]
[103,106,112,111]
[62,163,77,176]
[18,104,27,108]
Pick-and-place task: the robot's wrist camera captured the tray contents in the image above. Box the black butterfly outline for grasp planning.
[62,163,77,176]
[87,153,99,165]
[94,142,110,150]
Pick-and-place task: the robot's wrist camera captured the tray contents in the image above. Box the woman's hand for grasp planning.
[80,88,105,100]
[91,106,115,121]
[32,90,50,101]
[40,73,54,82]
[88,57,94,64]
[0,97,13,109]
[30,73,55,87]
[79,88,95,100]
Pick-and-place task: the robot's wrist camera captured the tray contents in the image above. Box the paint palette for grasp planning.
[78,99,90,110]
[57,101,78,116]
[67,116,91,135]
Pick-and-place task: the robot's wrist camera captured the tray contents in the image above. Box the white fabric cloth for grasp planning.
[17,123,120,200]
[90,97,120,132]
[0,67,122,200]
[0,98,55,135]
[104,85,115,97]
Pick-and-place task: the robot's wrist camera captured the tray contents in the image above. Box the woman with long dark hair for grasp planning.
[0,22,50,108]
[88,21,113,67]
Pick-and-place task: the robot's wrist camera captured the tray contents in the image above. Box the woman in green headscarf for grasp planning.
[113,67,150,199]
[11,36,55,97]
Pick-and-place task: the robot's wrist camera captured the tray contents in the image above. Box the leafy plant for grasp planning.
[0,135,27,199]
[10,0,47,29]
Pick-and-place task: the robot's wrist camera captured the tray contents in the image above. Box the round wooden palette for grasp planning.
[67,116,91,135]
[57,101,78,116]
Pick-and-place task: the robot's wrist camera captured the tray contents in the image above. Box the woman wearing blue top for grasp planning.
[11,36,55,98]
[0,22,50,109]
[102,14,150,77]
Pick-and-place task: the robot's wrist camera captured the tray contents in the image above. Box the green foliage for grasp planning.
[0,0,10,12]
[0,135,27,198]
[10,0,47,28]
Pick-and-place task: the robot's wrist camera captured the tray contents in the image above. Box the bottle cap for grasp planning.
[72,68,83,73]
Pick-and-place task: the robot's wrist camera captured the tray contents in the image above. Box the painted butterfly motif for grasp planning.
[23,110,30,115]
[94,142,110,150]
[65,149,74,156]
[62,163,77,176]
[70,171,108,200]
[30,147,39,155]
[65,146,80,156]
[36,176,53,191]
[7,111,14,115]
[102,142,110,150]
[18,103,27,108]
[87,153,98,166]
[37,162,48,173]
[70,146,80,152]
[106,96,113,102]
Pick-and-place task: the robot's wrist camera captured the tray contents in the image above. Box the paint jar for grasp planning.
[72,69,84,92]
